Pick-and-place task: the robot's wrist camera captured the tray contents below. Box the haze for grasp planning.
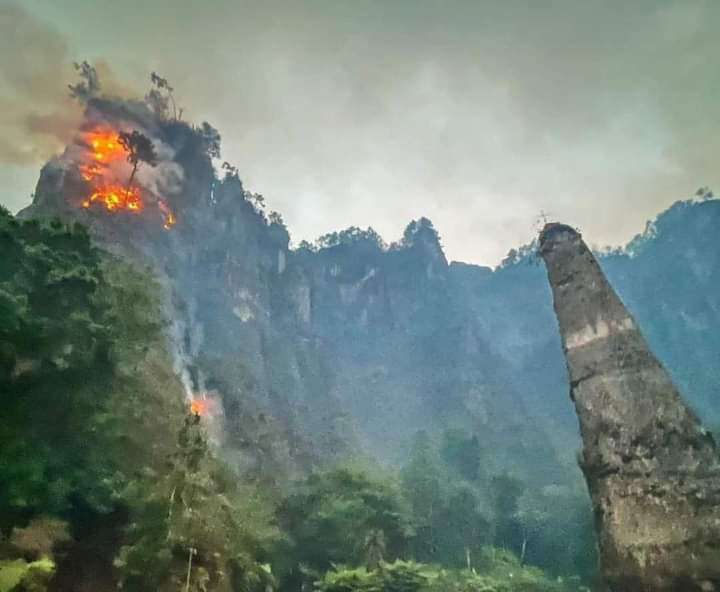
[1,0,718,264]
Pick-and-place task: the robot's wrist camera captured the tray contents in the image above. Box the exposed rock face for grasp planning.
[20,97,561,486]
[539,223,720,591]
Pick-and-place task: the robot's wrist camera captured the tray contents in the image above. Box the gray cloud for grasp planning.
[3,0,719,263]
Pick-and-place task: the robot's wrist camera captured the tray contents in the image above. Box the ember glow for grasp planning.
[82,185,143,213]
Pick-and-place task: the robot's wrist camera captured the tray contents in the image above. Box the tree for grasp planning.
[489,474,524,553]
[147,71,178,119]
[0,211,115,528]
[400,432,444,561]
[199,122,222,159]
[434,485,489,569]
[116,412,280,592]
[221,161,239,180]
[362,529,386,570]
[440,429,483,482]
[268,211,284,227]
[317,227,385,251]
[68,61,100,102]
[118,130,158,191]
[400,218,439,249]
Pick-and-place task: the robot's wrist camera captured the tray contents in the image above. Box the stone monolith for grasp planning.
[539,223,720,592]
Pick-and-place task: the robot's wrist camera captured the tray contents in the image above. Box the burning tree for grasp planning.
[118,130,158,192]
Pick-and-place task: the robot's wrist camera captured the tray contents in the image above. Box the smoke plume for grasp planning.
[0,4,135,166]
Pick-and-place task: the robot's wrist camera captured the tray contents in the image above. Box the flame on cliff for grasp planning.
[75,127,177,227]
[82,185,143,213]
[158,199,177,229]
[84,130,126,164]
[190,397,214,417]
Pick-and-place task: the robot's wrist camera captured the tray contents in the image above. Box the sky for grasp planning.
[1,0,718,265]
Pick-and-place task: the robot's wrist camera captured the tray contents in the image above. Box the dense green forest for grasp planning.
[0,208,592,591]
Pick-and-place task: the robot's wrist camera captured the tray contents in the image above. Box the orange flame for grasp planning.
[190,398,212,417]
[79,163,103,181]
[158,199,177,229]
[76,127,177,230]
[82,185,143,213]
[84,130,125,163]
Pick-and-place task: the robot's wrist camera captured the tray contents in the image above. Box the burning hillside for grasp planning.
[72,125,177,228]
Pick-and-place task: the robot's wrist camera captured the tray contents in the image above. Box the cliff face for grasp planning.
[539,223,720,591]
[20,97,560,485]
[19,96,720,501]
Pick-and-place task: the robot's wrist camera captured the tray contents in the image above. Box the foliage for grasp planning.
[398,218,440,250]
[115,413,281,592]
[68,61,100,102]
[498,241,539,269]
[0,210,116,526]
[118,130,158,189]
[198,122,222,159]
[314,555,586,592]
[0,210,283,591]
[277,467,414,586]
[146,72,180,120]
[401,432,446,562]
[0,558,55,592]
[315,561,426,592]
[317,227,386,251]
[401,432,492,567]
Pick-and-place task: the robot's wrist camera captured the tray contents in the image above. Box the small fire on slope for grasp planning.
[158,199,177,229]
[189,397,215,417]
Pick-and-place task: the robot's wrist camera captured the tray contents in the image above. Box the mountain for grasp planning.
[20,95,720,499]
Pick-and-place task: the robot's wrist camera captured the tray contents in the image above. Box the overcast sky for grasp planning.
[1,0,718,264]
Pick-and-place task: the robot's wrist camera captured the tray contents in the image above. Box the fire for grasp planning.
[76,126,178,229]
[158,199,177,229]
[83,130,126,163]
[79,163,103,181]
[190,398,212,417]
[82,185,143,213]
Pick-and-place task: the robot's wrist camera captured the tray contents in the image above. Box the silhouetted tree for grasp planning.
[68,61,100,102]
[199,122,222,159]
[148,71,178,119]
[118,130,158,190]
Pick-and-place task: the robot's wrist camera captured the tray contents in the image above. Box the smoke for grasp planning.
[0,4,138,167]
[137,141,185,198]
[0,4,81,164]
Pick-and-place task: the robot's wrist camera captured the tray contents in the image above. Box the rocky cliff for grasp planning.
[539,223,720,591]
[19,94,720,504]
[20,97,560,488]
